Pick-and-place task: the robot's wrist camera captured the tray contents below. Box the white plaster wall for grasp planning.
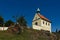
[33,25,51,32]
[32,25,41,30]
[32,19,51,32]
[33,13,40,21]
[0,27,8,31]
[32,13,41,26]
[41,19,51,32]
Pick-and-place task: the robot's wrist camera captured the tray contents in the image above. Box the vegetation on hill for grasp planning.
[0,16,60,40]
[0,28,59,40]
[53,30,60,40]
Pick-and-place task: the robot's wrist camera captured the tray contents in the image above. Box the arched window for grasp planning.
[35,22,38,25]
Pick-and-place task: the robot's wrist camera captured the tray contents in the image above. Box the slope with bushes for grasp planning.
[0,28,59,40]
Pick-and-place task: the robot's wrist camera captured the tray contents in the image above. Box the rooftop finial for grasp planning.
[36,8,40,13]
[37,8,40,11]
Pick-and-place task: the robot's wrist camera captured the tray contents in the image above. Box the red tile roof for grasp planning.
[37,13,51,22]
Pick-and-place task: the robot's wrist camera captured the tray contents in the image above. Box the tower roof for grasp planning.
[36,8,40,13]
[37,8,40,12]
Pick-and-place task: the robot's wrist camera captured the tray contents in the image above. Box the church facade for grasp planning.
[32,8,51,32]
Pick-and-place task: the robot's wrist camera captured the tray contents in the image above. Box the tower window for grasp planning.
[35,22,38,25]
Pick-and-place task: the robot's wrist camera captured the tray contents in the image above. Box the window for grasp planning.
[46,22,47,25]
[35,22,38,25]
[43,21,44,24]
[48,23,50,26]
[38,18,40,19]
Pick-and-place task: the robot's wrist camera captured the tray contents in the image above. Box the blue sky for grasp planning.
[0,0,60,32]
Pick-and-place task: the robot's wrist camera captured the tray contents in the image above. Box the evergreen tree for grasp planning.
[5,20,14,27]
[17,16,27,26]
[17,16,27,32]
[0,16,4,27]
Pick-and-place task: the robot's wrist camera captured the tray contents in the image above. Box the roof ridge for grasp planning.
[37,13,51,22]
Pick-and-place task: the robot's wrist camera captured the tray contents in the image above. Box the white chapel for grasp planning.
[32,8,51,32]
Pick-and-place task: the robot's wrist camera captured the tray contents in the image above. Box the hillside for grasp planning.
[0,28,59,40]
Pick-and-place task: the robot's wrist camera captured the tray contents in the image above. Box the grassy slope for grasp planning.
[0,29,59,40]
[53,32,60,40]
